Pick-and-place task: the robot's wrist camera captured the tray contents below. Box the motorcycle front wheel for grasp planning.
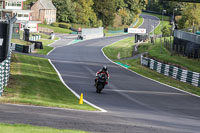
[96,83,103,93]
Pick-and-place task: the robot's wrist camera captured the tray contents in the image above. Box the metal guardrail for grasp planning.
[0,51,12,96]
[141,56,200,87]
[107,30,124,34]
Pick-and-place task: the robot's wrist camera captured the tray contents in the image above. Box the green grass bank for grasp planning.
[103,37,135,59]
[39,24,72,34]
[0,123,89,133]
[0,53,96,111]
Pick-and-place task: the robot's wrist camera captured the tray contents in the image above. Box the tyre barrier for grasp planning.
[12,43,35,53]
[0,51,12,96]
[141,55,200,87]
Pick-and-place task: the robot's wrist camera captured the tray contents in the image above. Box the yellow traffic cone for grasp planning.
[79,93,83,104]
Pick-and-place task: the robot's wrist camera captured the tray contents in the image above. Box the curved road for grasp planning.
[0,14,200,133]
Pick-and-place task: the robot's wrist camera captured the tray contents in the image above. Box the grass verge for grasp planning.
[103,38,200,96]
[35,46,53,55]
[0,123,89,133]
[39,24,72,34]
[105,33,126,37]
[138,41,200,73]
[134,16,144,28]
[103,37,135,59]
[34,37,59,55]
[11,39,32,46]
[0,53,96,111]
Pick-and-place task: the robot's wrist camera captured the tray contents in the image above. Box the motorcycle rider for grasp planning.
[94,66,110,86]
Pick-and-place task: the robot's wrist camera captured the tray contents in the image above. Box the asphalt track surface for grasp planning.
[0,14,200,133]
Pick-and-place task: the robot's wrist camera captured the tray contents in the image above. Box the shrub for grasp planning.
[51,22,59,27]
[58,23,71,29]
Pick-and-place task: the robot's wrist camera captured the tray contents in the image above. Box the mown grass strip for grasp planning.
[138,41,200,73]
[39,24,72,34]
[0,123,89,133]
[103,37,135,59]
[103,38,200,96]
[34,37,59,55]
[134,16,144,28]
[11,39,32,46]
[35,46,53,55]
[0,53,96,111]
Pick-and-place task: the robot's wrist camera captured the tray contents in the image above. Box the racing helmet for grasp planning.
[102,66,107,72]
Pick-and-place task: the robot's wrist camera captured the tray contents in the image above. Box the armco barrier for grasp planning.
[0,51,12,96]
[141,56,200,87]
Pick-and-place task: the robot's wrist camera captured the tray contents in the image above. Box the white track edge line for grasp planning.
[48,59,107,112]
[101,42,200,99]
[3,103,104,113]
[47,47,56,55]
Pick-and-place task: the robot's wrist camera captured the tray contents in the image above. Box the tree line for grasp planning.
[24,0,199,29]
[24,0,147,28]
[146,0,200,29]
[53,0,148,28]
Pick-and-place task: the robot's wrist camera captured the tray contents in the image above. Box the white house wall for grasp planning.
[15,12,29,21]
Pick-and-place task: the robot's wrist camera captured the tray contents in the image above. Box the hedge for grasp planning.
[59,23,71,29]
[51,22,59,27]
[51,22,71,29]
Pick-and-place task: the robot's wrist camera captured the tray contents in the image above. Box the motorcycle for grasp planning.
[95,73,107,93]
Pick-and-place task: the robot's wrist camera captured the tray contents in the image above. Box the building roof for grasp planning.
[39,0,56,10]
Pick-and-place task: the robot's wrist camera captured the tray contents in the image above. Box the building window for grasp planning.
[5,1,21,7]
[18,14,23,17]
[17,2,21,7]
[24,14,29,17]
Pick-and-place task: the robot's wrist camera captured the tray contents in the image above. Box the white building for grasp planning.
[0,0,40,32]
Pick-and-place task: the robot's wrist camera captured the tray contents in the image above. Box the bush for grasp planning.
[58,23,71,29]
[51,22,59,27]
[71,23,90,29]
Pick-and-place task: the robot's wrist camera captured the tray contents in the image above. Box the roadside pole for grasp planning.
[6,14,17,57]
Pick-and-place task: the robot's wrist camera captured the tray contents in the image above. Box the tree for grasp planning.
[93,0,116,27]
[122,0,147,25]
[177,3,200,29]
[115,0,125,11]
[74,0,100,27]
[162,26,171,37]
[23,0,37,9]
[146,0,183,14]
[52,0,77,23]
